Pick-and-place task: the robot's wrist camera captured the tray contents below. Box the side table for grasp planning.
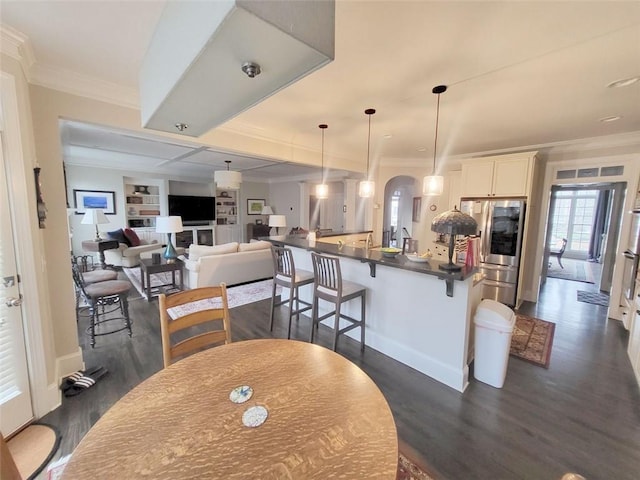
[82,239,119,269]
[139,258,183,301]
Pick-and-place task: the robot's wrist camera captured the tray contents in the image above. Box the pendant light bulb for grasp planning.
[359,108,376,198]
[316,124,329,199]
[423,85,446,196]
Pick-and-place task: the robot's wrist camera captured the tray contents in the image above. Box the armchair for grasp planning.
[103,240,161,268]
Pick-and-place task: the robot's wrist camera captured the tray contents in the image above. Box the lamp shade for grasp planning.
[268,215,287,228]
[261,206,274,215]
[81,209,109,226]
[431,208,477,236]
[422,175,444,196]
[358,180,375,198]
[155,216,184,233]
[214,170,242,190]
[315,183,329,199]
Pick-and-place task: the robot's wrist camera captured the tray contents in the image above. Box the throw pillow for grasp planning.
[238,240,271,252]
[188,242,239,260]
[107,228,130,246]
[123,228,141,247]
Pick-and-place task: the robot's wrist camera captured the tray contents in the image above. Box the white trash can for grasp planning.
[473,299,516,388]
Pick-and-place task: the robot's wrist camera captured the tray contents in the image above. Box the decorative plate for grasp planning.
[242,405,268,428]
[406,254,430,263]
[229,385,253,404]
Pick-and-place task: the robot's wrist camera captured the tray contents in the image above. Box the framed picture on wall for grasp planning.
[247,199,265,215]
[412,196,421,222]
[74,189,116,214]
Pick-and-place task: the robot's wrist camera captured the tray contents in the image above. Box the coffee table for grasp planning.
[139,257,183,300]
[61,339,398,479]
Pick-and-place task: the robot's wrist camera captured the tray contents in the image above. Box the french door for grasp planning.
[0,126,34,435]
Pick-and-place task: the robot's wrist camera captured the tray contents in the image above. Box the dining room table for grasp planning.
[61,339,399,479]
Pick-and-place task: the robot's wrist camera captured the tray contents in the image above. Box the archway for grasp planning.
[382,175,419,247]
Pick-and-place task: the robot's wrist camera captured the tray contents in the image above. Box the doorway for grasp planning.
[382,176,416,248]
[542,182,625,294]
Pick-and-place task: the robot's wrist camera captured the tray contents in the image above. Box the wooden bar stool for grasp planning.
[72,263,133,347]
[270,246,314,339]
[310,252,366,351]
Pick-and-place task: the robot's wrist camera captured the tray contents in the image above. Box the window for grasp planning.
[550,190,598,254]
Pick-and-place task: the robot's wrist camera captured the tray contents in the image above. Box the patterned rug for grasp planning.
[123,266,182,300]
[510,314,556,368]
[547,258,595,284]
[576,290,609,307]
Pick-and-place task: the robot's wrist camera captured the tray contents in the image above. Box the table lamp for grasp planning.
[269,215,286,235]
[156,216,184,262]
[431,207,477,271]
[81,208,109,241]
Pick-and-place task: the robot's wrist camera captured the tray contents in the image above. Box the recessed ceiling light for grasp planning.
[383,134,393,139]
[600,115,622,123]
[417,147,427,152]
[607,76,640,88]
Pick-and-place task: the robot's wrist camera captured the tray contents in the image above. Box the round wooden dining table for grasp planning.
[62,339,398,479]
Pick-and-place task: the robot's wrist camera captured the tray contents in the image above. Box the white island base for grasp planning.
[285,246,483,392]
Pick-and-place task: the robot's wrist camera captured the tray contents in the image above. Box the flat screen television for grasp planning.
[168,195,215,224]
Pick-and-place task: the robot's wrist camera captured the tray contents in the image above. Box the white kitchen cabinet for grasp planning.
[460,152,535,198]
[447,170,462,210]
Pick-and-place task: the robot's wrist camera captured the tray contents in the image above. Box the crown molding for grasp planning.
[0,24,36,78]
[29,63,139,109]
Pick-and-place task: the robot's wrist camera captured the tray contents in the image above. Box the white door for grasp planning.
[0,132,34,436]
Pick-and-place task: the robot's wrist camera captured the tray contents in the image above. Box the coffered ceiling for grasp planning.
[2,1,639,179]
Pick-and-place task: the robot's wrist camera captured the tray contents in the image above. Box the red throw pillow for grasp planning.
[123,228,141,247]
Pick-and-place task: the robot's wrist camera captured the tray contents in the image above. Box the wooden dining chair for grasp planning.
[159,284,231,368]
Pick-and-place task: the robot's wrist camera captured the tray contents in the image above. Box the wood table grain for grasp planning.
[62,339,398,479]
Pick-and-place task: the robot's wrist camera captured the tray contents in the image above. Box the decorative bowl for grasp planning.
[380,247,402,258]
[406,254,430,263]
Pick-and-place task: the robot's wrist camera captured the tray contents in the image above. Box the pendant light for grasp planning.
[423,85,447,196]
[359,108,376,198]
[214,160,242,190]
[315,124,329,199]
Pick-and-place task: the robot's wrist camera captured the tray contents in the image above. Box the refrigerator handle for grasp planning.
[482,202,492,262]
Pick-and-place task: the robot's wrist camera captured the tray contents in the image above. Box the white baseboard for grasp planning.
[35,347,84,418]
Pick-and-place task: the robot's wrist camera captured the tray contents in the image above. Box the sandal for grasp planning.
[60,366,103,391]
[63,367,109,397]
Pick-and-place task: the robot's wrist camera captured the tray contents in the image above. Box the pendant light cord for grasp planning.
[366,113,371,178]
[432,93,440,175]
[319,124,328,184]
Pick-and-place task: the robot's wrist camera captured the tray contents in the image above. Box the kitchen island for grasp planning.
[268,235,483,392]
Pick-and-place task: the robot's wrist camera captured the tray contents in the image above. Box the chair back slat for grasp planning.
[272,246,295,279]
[159,284,231,368]
[311,252,342,293]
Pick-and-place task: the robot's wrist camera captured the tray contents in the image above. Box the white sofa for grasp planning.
[180,241,273,289]
[104,240,161,268]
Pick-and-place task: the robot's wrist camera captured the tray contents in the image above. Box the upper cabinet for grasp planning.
[460,152,537,198]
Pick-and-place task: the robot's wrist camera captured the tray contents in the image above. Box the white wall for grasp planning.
[269,181,301,232]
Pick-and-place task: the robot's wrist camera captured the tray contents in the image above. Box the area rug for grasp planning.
[397,452,436,480]
[510,314,555,368]
[6,423,60,480]
[547,258,595,284]
[123,266,182,300]
[165,279,281,319]
[577,290,609,307]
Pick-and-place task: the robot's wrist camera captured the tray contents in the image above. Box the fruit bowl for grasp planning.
[380,247,402,258]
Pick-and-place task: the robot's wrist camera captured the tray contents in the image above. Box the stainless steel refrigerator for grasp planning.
[459,198,526,306]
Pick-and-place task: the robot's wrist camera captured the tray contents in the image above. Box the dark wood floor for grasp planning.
[42,276,640,479]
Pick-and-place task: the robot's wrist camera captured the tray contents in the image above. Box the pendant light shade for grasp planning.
[316,124,329,199]
[423,85,447,196]
[359,108,376,198]
[215,160,242,190]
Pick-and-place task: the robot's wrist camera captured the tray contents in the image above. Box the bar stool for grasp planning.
[270,246,314,339]
[72,262,133,347]
[310,252,366,352]
[71,257,118,322]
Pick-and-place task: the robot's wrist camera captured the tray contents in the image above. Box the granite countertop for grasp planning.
[268,235,476,282]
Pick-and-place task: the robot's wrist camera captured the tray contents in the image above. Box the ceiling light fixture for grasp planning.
[241,62,261,78]
[423,85,447,196]
[607,76,640,88]
[359,108,376,198]
[316,124,329,199]
[600,115,622,123]
[214,160,242,190]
